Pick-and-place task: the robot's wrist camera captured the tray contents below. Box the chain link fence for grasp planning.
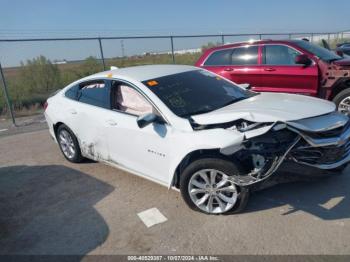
[0,31,349,127]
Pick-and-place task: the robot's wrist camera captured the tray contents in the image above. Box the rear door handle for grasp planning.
[69,109,77,114]
[106,119,118,126]
[224,68,234,72]
[264,68,276,72]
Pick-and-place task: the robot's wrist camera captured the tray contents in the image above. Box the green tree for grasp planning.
[201,42,221,52]
[19,55,61,94]
[73,56,103,78]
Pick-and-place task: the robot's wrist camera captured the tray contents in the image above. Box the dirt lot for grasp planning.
[0,129,350,255]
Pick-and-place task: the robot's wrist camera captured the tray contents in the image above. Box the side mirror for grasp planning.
[137,113,163,128]
[295,54,312,66]
[239,83,251,90]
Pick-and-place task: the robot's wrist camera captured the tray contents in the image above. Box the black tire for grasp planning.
[56,124,84,163]
[180,158,250,215]
[332,88,350,113]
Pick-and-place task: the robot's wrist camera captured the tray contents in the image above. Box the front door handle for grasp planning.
[69,109,77,114]
[224,68,234,72]
[106,119,118,126]
[264,68,276,72]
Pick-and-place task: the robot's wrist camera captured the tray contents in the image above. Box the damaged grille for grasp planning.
[291,131,350,165]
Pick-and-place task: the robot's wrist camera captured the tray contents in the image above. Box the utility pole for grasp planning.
[0,61,16,126]
[121,40,125,66]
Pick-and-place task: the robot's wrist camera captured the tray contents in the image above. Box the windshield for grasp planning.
[143,70,255,117]
[292,40,342,61]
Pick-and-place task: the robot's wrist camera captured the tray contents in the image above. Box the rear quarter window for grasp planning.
[65,85,79,100]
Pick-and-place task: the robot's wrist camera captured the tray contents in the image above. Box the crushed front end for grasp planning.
[222,112,350,187]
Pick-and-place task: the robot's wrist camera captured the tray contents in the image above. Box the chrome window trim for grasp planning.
[63,77,171,126]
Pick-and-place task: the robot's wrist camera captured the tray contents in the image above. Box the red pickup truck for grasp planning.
[195,39,350,114]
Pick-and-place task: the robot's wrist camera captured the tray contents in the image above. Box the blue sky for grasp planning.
[1,0,350,66]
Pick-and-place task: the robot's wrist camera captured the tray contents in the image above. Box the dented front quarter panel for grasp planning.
[167,128,245,187]
[318,59,350,99]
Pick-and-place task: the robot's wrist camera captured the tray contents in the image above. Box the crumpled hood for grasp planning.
[191,92,336,125]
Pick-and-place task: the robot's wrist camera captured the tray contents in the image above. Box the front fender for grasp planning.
[167,128,244,188]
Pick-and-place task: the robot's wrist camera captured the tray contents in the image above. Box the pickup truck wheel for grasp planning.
[333,89,350,115]
[180,158,249,215]
[57,124,84,163]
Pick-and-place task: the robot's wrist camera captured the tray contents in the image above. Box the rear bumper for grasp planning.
[44,112,56,142]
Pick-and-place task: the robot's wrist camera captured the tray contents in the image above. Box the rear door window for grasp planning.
[204,49,232,66]
[231,46,259,65]
[77,80,110,109]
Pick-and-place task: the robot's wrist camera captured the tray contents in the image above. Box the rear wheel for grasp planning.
[180,158,249,215]
[333,88,350,115]
[56,124,84,163]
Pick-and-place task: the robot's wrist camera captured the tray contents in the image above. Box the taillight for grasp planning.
[43,101,48,111]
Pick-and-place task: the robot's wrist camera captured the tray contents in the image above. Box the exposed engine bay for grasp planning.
[190,111,350,187]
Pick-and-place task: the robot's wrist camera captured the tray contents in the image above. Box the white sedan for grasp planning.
[45,65,350,214]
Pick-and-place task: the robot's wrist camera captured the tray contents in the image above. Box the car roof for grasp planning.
[89,64,198,82]
[206,39,304,52]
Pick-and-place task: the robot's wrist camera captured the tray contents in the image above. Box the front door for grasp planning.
[257,44,319,96]
[104,82,173,185]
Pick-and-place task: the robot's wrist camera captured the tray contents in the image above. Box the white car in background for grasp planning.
[44,65,350,215]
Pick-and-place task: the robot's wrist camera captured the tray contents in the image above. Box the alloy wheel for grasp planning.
[338,96,350,115]
[188,169,238,214]
[58,129,76,159]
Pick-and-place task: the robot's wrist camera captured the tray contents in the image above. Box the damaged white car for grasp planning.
[45,65,350,214]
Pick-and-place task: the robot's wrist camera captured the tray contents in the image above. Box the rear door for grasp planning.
[259,44,319,96]
[65,79,111,160]
[201,45,262,87]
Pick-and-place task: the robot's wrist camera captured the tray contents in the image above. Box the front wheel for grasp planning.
[333,88,350,115]
[180,158,249,215]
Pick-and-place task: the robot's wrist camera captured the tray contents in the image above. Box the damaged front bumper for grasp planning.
[229,112,350,186]
[289,121,350,170]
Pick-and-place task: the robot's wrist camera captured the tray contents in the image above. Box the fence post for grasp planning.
[0,61,16,126]
[221,34,225,45]
[311,33,314,42]
[259,34,262,40]
[288,34,292,39]
[98,38,106,70]
[170,36,175,64]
